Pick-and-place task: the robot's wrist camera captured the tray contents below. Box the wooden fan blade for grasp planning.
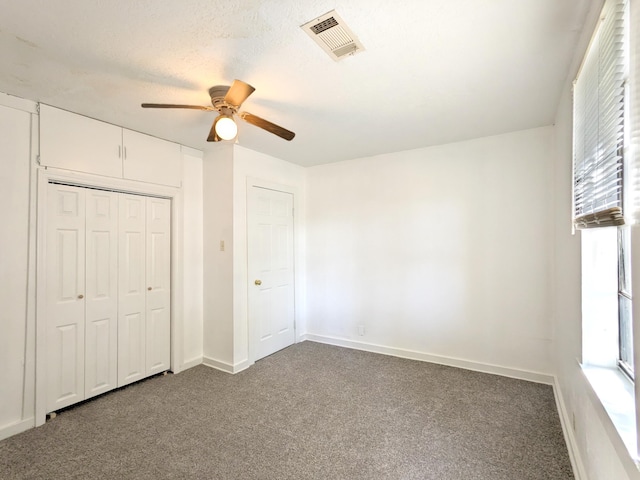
[240,112,295,141]
[206,118,221,142]
[141,103,214,111]
[223,80,255,108]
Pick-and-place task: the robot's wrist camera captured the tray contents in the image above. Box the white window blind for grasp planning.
[627,0,640,223]
[573,0,626,229]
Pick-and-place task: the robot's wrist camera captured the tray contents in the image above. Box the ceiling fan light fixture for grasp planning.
[214,114,237,140]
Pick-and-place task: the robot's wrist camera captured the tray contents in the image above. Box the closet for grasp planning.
[45,183,170,413]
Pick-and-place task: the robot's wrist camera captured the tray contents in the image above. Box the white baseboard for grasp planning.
[203,356,252,374]
[0,418,35,441]
[301,333,554,385]
[553,377,587,480]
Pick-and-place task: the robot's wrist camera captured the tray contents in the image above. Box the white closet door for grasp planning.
[145,197,171,375]
[84,190,118,399]
[118,194,147,387]
[46,184,86,412]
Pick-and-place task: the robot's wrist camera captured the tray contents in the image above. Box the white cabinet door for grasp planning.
[145,197,171,374]
[40,105,123,178]
[84,190,118,399]
[122,130,181,187]
[46,184,86,412]
[118,195,147,387]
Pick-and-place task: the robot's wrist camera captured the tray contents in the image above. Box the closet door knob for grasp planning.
[254,279,262,286]
[77,294,84,299]
[148,287,152,291]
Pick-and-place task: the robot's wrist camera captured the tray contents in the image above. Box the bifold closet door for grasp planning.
[118,195,147,387]
[145,197,171,375]
[46,185,86,412]
[118,195,171,386]
[46,185,119,411]
[84,190,118,399]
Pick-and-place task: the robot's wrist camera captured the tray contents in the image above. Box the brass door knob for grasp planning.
[77,294,84,299]
[148,287,152,291]
[254,279,262,286]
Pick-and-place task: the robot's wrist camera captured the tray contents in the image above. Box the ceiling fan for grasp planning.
[141,79,295,142]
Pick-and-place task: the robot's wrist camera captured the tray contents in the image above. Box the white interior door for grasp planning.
[145,197,171,375]
[248,186,295,361]
[118,194,147,386]
[84,190,118,399]
[46,184,86,412]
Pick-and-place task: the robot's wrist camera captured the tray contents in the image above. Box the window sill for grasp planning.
[580,363,638,462]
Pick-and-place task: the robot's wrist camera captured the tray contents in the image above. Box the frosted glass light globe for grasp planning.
[215,116,238,140]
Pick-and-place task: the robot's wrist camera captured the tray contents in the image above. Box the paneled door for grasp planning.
[145,197,171,375]
[118,195,171,386]
[248,186,295,361]
[46,184,171,412]
[118,194,147,387]
[84,190,118,399]
[46,184,87,412]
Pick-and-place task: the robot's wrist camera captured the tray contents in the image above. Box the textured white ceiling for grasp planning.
[0,0,596,166]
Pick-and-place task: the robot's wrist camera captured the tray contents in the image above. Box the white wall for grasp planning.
[0,98,36,440]
[232,145,306,368]
[201,144,306,372]
[305,127,554,378]
[181,147,205,369]
[202,144,235,367]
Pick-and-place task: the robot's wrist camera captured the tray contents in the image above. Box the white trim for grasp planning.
[35,166,184,425]
[180,145,203,158]
[301,334,554,385]
[0,418,35,442]
[553,376,588,480]
[170,190,185,375]
[178,356,203,372]
[203,356,251,374]
[0,92,37,113]
[22,108,38,427]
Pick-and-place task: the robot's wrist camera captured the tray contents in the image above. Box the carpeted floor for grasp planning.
[0,341,573,479]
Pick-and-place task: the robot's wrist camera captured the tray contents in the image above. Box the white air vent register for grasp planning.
[301,10,365,61]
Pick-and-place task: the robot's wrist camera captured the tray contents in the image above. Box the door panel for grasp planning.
[119,312,145,382]
[118,195,147,386]
[248,187,295,361]
[46,184,86,412]
[85,190,118,398]
[146,198,171,375]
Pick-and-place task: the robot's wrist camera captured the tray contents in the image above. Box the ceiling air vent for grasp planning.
[301,10,365,61]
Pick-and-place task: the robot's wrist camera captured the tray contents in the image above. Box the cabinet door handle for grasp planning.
[123,146,127,160]
[118,145,122,158]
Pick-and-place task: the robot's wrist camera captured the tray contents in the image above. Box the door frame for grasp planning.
[244,178,301,366]
[35,167,184,426]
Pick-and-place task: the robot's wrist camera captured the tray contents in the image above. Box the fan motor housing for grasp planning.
[209,85,231,109]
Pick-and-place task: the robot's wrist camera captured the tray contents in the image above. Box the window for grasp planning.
[573,0,631,380]
[618,226,634,378]
[575,0,640,461]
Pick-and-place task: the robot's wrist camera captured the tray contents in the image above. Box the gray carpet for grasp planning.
[0,341,573,479]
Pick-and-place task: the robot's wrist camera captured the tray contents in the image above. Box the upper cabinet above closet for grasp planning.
[39,104,182,187]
